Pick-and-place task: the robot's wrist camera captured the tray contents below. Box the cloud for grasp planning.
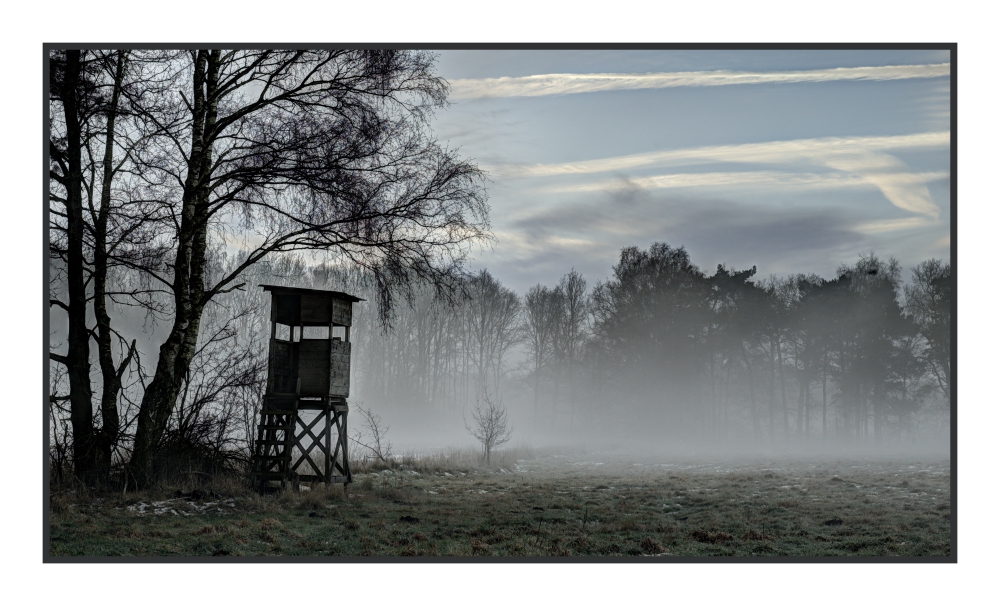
[537,170,949,196]
[488,131,950,220]
[488,191,875,289]
[489,132,948,178]
[450,63,950,99]
[481,176,949,293]
[854,217,939,234]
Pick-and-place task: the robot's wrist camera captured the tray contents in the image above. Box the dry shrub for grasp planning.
[640,536,664,553]
[260,517,282,529]
[691,529,734,544]
[470,539,490,554]
[297,484,334,510]
[112,525,143,540]
[49,491,74,515]
[776,499,800,508]
[741,530,774,541]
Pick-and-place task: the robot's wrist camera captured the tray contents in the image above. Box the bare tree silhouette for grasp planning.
[464,390,514,466]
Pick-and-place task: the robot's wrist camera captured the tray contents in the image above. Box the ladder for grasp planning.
[252,390,300,491]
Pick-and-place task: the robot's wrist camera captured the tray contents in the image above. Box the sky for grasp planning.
[428,49,952,293]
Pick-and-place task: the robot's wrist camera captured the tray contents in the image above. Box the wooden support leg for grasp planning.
[325,406,333,484]
[342,408,351,483]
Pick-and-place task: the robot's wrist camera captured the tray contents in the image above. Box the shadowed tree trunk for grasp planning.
[92,50,133,482]
[52,50,97,481]
[130,50,218,487]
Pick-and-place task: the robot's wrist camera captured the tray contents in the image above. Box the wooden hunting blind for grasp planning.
[252,285,364,491]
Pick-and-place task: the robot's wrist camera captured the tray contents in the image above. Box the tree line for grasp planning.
[262,244,951,448]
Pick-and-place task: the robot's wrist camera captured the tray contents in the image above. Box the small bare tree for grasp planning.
[350,404,393,464]
[464,391,513,466]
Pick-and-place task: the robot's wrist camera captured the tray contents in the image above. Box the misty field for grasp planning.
[48,451,951,558]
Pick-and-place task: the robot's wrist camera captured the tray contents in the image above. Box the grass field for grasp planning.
[48,450,951,558]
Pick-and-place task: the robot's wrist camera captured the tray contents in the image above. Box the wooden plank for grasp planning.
[331,298,352,326]
[270,341,297,394]
[295,475,350,484]
[341,410,351,481]
[266,301,278,395]
[301,293,333,325]
[329,340,351,397]
[325,408,333,482]
[298,339,331,396]
[274,293,300,326]
[297,401,333,411]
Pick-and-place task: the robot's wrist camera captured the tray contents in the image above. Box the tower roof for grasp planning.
[260,284,365,302]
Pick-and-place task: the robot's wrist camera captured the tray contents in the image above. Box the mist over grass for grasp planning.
[49,449,950,558]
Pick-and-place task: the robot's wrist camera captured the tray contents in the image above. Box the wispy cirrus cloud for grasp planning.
[488,131,950,220]
[488,132,948,179]
[854,217,939,234]
[537,170,948,196]
[450,63,950,99]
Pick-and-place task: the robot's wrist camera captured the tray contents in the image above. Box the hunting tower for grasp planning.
[252,285,363,491]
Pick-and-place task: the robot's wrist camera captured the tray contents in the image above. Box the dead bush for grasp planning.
[640,536,664,553]
[691,529,734,544]
[741,530,774,541]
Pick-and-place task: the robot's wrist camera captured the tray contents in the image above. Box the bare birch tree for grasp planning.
[464,391,513,465]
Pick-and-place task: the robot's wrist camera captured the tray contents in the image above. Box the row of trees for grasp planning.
[303,245,950,446]
[585,245,950,442]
